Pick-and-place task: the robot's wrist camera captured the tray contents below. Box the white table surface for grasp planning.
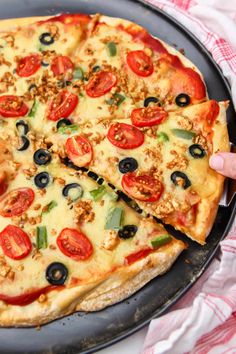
[96,326,148,354]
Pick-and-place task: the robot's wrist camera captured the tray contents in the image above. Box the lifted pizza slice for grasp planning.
[46,100,229,244]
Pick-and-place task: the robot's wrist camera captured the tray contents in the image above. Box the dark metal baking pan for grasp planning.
[0,0,235,353]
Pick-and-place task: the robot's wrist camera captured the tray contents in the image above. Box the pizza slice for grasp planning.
[43,100,229,244]
[0,13,207,134]
[0,142,185,326]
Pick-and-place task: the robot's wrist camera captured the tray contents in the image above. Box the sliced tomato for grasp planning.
[65,135,93,167]
[125,248,153,265]
[107,122,144,149]
[51,55,74,76]
[131,106,168,127]
[0,188,35,217]
[0,183,7,196]
[159,54,206,101]
[117,24,168,55]
[204,100,220,126]
[57,228,93,261]
[39,13,91,26]
[0,286,59,306]
[0,172,7,196]
[86,71,117,98]
[47,90,78,121]
[0,95,28,118]
[0,225,32,260]
[16,54,41,77]
[121,172,163,202]
[126,50,153,77]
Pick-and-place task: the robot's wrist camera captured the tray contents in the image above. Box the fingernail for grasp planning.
[209,155,224,170]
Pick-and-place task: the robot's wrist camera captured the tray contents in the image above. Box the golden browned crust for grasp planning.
[0,239,185,327]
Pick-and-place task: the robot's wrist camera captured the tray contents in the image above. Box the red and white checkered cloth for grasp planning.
[142,1,236,353]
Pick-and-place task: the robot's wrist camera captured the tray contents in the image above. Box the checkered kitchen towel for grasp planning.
[142,1,236,353]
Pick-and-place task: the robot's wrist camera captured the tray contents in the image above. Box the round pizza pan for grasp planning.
[0,0,235,353]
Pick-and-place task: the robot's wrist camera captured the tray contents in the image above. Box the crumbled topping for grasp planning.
[0,54,11,67]
[46,24,60,40]
[38,294,47,303]
[176,115,193,130]
[166,150,188,170]
[193,134,208,150]
[1,34,14,47]
[74,200,95,224]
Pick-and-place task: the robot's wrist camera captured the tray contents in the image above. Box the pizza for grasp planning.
[0,13,229,326]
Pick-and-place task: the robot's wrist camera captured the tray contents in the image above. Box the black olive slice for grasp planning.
[144,96,159,107]
[33,149,51,166]
[62,183,83,201]
[189,144,206,159]
[61,157,88,172]
[17,136,30,151]
[16,120,29,135]
[46,262,68,285]
[56,118,72,130]
[118,225,138,239]
[34,172,50,189]
[87,171,98,181]
[92,65,101,72]
[175,93,191,107]
[118,157,138,174]
[171,171,191,189]
[28,83,37,93]
[41,60,49,67]
[97,178,104,185]
[39,32,54,46]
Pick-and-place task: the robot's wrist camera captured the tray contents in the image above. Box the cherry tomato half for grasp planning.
[0,95,29,118]
[47,90,78,121]
[51,55,74,76]
[16,54,41,77]
[86,71,117,98]
[65,135,93,167]
[131,106,168,127]
[57,228,93,261]
[107,122,144,149]
[0,188,35,217]
[0,225,32,260]
[121,172,163,202]
[126,50,153,77]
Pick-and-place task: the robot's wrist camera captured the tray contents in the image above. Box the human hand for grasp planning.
[210,153,236,179]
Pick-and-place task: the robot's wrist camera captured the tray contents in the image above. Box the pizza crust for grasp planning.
[0,239,184,327]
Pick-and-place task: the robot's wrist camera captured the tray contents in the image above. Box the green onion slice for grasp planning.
[106,93,126,106]
[171,129,196,140]
[73,67,84,80]
[157,131,169,143]
[105,207,123,230]
[90,185,107,202]
[150,234,172,249]
[28,99,38,118]
[36,226,48,249]
[42,200,58,215]
[107,42,117,57]
[58,124,79,134]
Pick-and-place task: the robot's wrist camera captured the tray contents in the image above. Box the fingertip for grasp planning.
[209,154,224,171]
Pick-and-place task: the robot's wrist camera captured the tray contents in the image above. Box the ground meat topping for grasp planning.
[73,200,95,224]
[166,150,188,170]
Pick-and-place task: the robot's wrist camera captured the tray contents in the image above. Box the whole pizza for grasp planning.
[0,13,229,326]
